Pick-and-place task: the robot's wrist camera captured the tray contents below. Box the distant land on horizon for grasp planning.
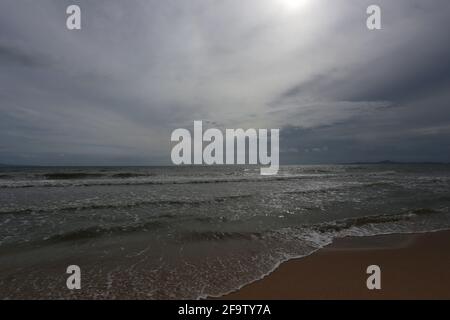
[344,160,449,165]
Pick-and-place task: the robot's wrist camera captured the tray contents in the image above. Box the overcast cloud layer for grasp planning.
[1,0,449,165]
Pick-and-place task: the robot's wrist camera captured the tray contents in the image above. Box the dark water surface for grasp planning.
[1,164,450,298]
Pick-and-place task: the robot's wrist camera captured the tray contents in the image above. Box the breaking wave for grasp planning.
[0,174,330,189]
[0,194,254,215]
[31,207,444,246]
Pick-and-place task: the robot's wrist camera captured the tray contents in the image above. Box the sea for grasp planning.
[0,164,449,299]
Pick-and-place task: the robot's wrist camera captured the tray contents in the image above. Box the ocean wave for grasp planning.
[0,171,159,182]
[44,220,167,243]
[0,194,254,215]
[283,181,401,196]
[6,206,441,247]
[367,170,398,176]
[311,208,438,233]
[111,173,154,178]
[43,173,105,180]
[164,208,443,246]
[363,181,398,188]
[178,231,263,242]
[0,174,328,189]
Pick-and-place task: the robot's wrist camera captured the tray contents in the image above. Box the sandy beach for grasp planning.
[222,230,450,299]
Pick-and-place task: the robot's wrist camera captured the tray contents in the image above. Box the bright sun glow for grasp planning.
[278,0,308,10]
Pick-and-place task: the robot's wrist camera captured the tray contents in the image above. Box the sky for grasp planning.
[1,0,449,165]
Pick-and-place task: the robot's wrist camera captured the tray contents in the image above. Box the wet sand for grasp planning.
[222,230,450,299]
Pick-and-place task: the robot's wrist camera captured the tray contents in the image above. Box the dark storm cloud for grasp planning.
[0,44,44,67]
[0,0,449,165]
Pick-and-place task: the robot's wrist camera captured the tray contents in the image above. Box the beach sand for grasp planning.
[222,230,450,299]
